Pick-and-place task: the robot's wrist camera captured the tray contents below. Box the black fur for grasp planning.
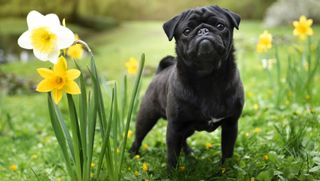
[130,5,244,170]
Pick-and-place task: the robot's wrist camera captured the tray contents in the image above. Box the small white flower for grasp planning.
[18,10,74,64]
[261,58,275,70]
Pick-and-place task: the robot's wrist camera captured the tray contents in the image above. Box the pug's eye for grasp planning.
[183,28,191,35]
[216,23,225,31]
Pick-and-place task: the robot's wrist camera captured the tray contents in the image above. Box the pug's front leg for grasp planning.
[166,121,183,170]
[221,118,238,163]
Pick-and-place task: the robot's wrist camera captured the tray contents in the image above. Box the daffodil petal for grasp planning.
[33,49,50,61]
[44,13,61,28]
[66,69,81,80]
[56,26,75,49]
[17,31,32,49]
[64,81,81,94]
[52,89,63,104]
[37,68,54,78]
[54,56,67,74]
[27,10,45,29]
[300,16,306,21]
[307,19,313,26]
[47,49,60,64]
[36,79,54,92]
[307,29,314,35]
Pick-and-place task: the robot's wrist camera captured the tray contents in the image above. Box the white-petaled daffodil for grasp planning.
[18,10,75,64]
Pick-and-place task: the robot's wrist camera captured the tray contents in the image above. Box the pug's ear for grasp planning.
[223,8,241,30]
[163,14,182,41]
[210,6,241,30]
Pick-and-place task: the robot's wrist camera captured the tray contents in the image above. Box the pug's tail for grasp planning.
[156,55,176,74]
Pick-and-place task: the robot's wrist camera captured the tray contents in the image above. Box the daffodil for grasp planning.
[18,10,74,64]
[36,56,81,104]
[254,128,261,134]
[256,31,272,53]
[179,165,186,172]
[142,162,149,172]
[67,44,84,60]
[205,143,213,149]
[143,143,149,151]
[293,16,313,40]
[125,57,138,75]
[134,170,139,176]
[134,155,140,160]
[127,130,133,138]
[253,103,259,110]
[67,34,84,59]
[9,164,17,171]
[262,59,275,70]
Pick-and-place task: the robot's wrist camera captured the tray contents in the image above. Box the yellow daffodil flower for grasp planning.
[205,143,213,149]
[127,130,133,138]
[256,31,272,53]
[36,56,81,104]
[179,165,186,172]
[125,57,138,75]
[142,162,149,172]
[18,10,74,64]
[293,16,314,40]
[254,128,261,134]
[9,164,17,171]
[253,103,259,110]
[134,155,140,160]
[134,170,139,176]
[67,34,84,60]
[67,44,84,59]
[143,143,149,151]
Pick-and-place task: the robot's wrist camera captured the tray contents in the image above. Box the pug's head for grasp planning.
[163,6,240,75]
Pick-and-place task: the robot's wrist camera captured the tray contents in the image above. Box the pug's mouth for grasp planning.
[197,38,214,56]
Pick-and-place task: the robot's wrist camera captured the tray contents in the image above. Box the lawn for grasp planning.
[0,20,320,180]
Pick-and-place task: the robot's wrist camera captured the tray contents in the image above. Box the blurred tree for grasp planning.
[264,0,320,27]
[1,0,276,20]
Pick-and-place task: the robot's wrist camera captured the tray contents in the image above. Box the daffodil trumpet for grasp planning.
[18,10,75,64]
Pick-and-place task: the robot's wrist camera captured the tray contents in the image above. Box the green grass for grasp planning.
[0,21,320,180]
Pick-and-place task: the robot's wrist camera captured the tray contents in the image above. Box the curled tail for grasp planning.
[156,55,176,74]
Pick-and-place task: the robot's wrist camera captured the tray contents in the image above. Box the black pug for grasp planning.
[129,5,244,169]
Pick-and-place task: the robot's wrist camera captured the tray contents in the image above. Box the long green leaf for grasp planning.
[67,94,83,181]
[118,53,145,177]
[96,88,115,180]
[48,94,76,180]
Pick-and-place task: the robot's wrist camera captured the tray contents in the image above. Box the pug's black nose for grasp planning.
[197,28,209,36]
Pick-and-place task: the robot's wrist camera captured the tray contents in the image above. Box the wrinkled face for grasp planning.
[163,6,240,75]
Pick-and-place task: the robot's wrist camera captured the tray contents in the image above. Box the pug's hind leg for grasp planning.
[129,106,160,156]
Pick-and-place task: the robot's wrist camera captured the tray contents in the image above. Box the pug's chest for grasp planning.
[185,97,236,131]
[178,94,236,120]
